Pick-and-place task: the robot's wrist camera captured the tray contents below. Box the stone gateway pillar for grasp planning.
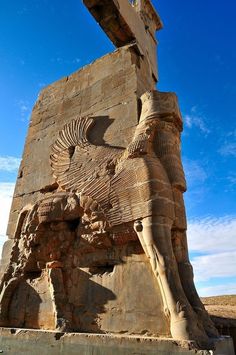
[0,1,234,354]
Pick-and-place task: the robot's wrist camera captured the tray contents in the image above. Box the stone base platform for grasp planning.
[0,328,234,355]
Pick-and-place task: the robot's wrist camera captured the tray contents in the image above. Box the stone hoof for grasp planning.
[193,307,219,338]
[170,316,210,348]
[170,317,191,341]
[203,320,219,338]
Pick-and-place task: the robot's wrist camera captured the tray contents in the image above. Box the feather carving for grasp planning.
[50,116,175,227]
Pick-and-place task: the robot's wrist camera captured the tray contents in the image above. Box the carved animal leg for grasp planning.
[0,257,30,325]
[172,230,219,338]
[47,267,72,331]
[0,237,22,324]
[0,276,23,325]
[134,216,209,345]
[0,208,33,322]
[0,235,39,324]
[134,220,169,317]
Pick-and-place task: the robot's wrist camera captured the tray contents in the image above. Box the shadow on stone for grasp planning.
[68,268,117,333]
[8,279,42,329]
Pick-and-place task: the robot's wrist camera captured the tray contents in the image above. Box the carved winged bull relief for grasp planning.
[0,90,218,346]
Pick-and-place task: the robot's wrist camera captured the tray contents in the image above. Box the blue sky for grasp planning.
[0,0,235,296]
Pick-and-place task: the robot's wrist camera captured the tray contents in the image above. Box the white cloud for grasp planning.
[50,57,81,65]
[38,82,47,88]
[182,158,209,209]
[0,156,21,172]
[184,114,209,134]
[73,58,81,64]
[183,158,208,187]
[184,107,210,135]
[192,252,236,282]
[188,215,236,254]
[16,99,31,121]
[219,142,236,157]
[188,216,236,296]
[218,130,236,157]
[0,183,15,237]
[51,57,63,63]
[227,174,236,185]
[0,183,15,256]
[198,283,236,297]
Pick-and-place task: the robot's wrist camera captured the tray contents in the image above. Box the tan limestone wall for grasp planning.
[6,44,153,240]
[0,44,170,336]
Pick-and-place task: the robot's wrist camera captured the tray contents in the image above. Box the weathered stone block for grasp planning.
[0,329,234,355]
[6,44,151,239]
[83,0,162,81]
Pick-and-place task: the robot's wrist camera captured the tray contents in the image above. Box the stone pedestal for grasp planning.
[0,328,234,355]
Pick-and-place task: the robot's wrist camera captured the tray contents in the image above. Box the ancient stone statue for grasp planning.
[0,1,225,353]
[0,90,218,347]
[50,90,218,344]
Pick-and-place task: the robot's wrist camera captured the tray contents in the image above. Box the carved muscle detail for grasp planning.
[154,127,186,192]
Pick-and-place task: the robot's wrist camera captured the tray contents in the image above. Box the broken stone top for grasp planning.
[83,0,163,81]
[140,91,183,131]
[84,0,162,44]
[133,0,163,33]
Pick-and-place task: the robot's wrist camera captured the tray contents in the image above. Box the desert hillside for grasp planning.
[202,295,236,327]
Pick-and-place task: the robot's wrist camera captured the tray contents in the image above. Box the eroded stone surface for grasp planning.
[0,329,234,355]
[0,90,217,347]
[0,0,223,351]
[6,44,151,240]
[83,0,163,81]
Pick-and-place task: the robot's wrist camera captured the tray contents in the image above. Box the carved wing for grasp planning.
[107,159,149,226]
[50,117,123,194]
